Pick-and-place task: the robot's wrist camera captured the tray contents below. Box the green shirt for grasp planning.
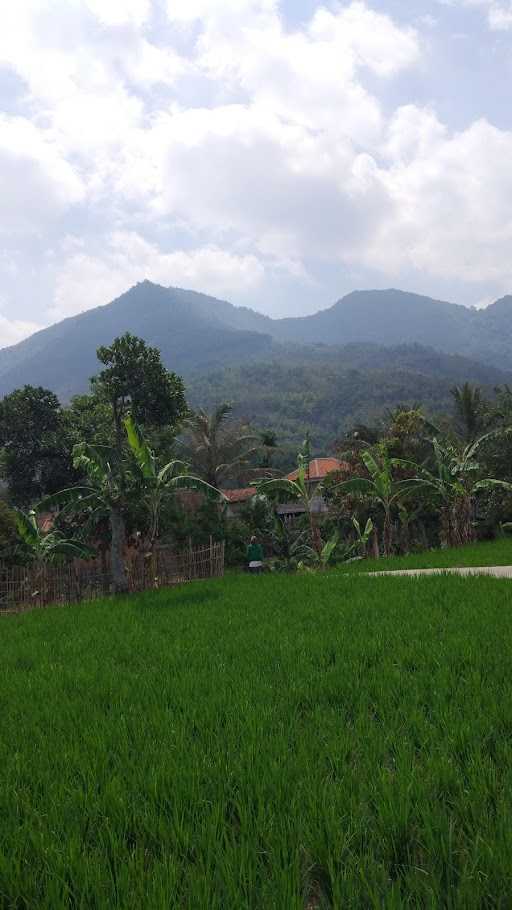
[247,543,264,562]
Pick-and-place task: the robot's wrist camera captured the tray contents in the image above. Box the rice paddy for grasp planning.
[1,571,512,907]
[344,535,512,574]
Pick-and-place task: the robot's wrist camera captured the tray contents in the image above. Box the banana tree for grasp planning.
[124,415,224,552]
[333,449,415,556]
[14,508,94,564]
[257,452,325,554]
[41,442,129,593]
[351,516,375,557]
[269,520,318,572]
[410,432,506,547]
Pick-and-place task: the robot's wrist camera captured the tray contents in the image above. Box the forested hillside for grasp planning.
[2,282,512,400]
[187,344,512,454]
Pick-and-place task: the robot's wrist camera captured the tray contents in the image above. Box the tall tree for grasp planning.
[182,404,260,487]
[92,333,188,445]
[85,334,189,591]
[259,430,279,475]
[451,383,486,443]
[0,386,74,505]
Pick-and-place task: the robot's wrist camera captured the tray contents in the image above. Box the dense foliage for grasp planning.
[1,324,512,576]
[186,349,510,453]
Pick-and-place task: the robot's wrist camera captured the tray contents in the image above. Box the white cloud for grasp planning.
[0,115,85,235]
[442,0,512,29]
[488,3,512,28]
[167,0,277,25]
[2,0,512,331]
[50,233,266,320]
[84,0,151,27]
[351,112,512,287]
[0,313,42,348]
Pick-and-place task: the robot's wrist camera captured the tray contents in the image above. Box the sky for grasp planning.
[2,0,512,347]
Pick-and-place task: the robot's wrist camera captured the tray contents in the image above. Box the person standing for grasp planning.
[247,536,264,574]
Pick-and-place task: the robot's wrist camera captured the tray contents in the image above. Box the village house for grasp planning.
[222,487,258,519]
[277,457,349,524]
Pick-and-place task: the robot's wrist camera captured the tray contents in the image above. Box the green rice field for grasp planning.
[344,536,512,575]
[2,571,512,907]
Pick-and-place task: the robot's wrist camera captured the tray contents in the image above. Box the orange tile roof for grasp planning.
[37,512,55,533]
[222,487,257,503]
[287,458,349,482]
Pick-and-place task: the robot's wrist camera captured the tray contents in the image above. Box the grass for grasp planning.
[2,572,512,907]
[343,535,512,574]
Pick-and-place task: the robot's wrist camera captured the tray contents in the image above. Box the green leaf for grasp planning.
[13,509,39,547]
[124,414,155,480]
[333,477,374,497]
[257,478,301,500]
[361,450,380,480]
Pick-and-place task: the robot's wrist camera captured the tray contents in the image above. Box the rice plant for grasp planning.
[1,572,512,907]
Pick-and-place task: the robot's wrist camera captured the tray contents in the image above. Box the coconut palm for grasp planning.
[182,404,261,487]
[451,383,487,443]
[259,430,279,476]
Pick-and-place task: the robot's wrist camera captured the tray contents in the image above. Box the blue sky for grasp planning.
[1,0,512,346]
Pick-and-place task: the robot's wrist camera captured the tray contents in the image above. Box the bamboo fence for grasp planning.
[0,540,225,615]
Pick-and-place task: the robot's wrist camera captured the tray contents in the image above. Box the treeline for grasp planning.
[1,331,512,582]
[187,342,511,455]
[0,334,278,582]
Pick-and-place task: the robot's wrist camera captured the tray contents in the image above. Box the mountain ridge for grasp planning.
[1,281,512,402]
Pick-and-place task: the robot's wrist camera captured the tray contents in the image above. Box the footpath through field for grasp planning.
[365,565,512,578]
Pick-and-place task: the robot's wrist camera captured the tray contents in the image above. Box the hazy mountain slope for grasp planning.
[0,282,273,399]
[187,343,512,452]
[2,281,512,401]
[268,289,472,347]
[212,286,512,369]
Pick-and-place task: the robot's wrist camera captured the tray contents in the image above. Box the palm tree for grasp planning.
[259,430,279,475]
[451,383,486,443]
[333,448,415,556]
[182,404,260,487]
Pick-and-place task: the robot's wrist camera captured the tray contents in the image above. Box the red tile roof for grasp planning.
[223,487,257,503]
[37,512,55,533]
[287,458,349,482]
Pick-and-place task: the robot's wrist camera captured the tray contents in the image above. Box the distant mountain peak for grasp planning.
[486,294,512,313]
[2,283,512,401]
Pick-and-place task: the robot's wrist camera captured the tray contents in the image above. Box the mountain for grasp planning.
[207,286,512,370]
[1,281,512,403]
[263,289,512,369]
[0,282,274,400]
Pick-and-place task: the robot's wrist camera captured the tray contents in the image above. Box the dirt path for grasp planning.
[366,566,512,578]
